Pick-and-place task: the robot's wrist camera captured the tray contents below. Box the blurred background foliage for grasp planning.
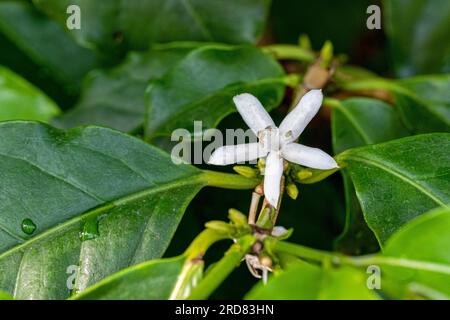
[0,0,449,298]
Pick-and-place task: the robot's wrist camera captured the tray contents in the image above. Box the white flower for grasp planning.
[208,89,338,208]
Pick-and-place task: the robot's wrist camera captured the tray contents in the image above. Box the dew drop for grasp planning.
[21,218,37,235]
[79,218,100,242]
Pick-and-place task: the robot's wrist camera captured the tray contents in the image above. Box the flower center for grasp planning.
[258,127,281,152]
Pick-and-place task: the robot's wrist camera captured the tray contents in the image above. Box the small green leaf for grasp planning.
[145,44,286,140]
[338,133,450,244]
[0,66,60,122]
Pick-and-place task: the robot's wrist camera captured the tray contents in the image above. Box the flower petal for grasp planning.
[281,143,338,169]
[233,93,275,135]
[264,151,284,208]
[279,89,323,143]
[208,143,267,166]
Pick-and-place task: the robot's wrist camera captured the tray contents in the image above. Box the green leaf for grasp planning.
[0,121,257,299]
[72,229,229,300]
[337,75,450,134]
[34,0,271,55]
[245,262,378,300]
[0,1,97,98]
[331,98,409,253]
[395,75,450,133]
[0,66,60,122]
[384,0,450,76]
[73,231,252,300]
[145,44,286,140]
[331,97,410,155]
[382,206,450,299]
[72,256,190,300]
[0,290,12,300]
[338,134,450,244]
[54,43,200,132]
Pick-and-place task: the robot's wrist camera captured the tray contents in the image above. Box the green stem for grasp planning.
[270,239,335,262]
[338,78,413,97]
[185,229,228,260]
[201,170,260,190]
[341,255,450,275]
[323,97,342,109]
[170,229,228,300]
[188,235,256,300]
[271,240,450,275]
[297,167,341,184]
[262,44,316,63]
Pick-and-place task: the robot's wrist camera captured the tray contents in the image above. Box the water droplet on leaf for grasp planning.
[21,218,36,235]
[79,218,100,241]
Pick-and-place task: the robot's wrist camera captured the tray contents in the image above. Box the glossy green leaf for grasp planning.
[0,1,97,98]
[0,121,258,299]
[72,256,188,300]
[54,43,200,132]
[382,207,450,299]
[73,230,230,300]
[338,75,450,134]
[73,232,252,300]
[331,97,410,155]
[338,134,450,244]
[331,98,409,252]
[34,0,271,54]
[246,262,378,300]
[145,44,286,140]
[0,66,60,122]
[394,75,450,133]
[384,0,450,76]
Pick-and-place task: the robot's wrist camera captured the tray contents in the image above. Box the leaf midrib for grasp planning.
[334,103,373,145]
[345,154,447,206]
[352,256,450,275]
[180,0,214,40]
[0,175,205,261]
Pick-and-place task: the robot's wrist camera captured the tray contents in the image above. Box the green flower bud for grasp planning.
[233,166,258,178]
[286,183,299,200]
[205,221,233,234]
[297,169,313,180]
[228,208,247,226]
